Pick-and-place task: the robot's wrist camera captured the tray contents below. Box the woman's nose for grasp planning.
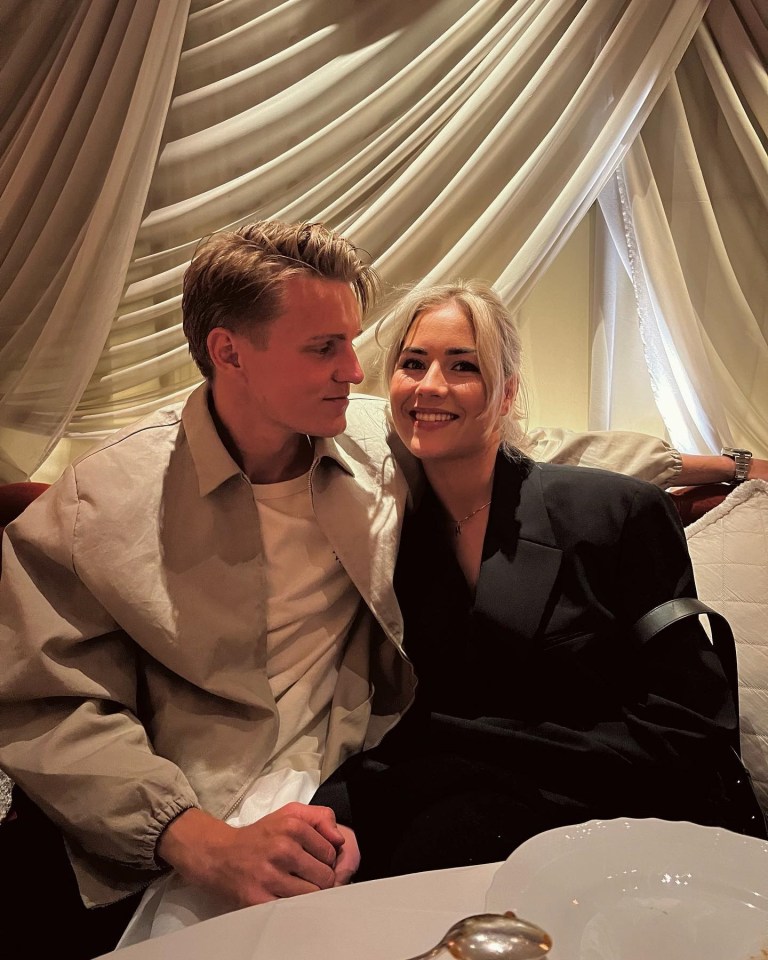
[416,360,448,395]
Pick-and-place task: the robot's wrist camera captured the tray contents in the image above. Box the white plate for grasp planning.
[485,818,768,960]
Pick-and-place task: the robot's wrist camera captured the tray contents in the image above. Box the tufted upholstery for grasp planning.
[685,480,768,814]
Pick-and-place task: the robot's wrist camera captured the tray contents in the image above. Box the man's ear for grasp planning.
[207,328,241,375]
[500,376,518,416]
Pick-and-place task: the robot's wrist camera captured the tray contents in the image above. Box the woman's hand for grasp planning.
[332,823,361,886]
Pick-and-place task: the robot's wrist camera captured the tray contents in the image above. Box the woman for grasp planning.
[314,279,763,879]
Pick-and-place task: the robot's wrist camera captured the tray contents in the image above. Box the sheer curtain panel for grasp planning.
[595,0,768,457]
[0,0,190,481]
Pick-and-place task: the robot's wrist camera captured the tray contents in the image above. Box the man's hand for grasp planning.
[332,824,360,886]
[157,803,345,907]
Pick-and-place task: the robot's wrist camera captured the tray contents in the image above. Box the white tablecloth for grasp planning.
[106,862,502,960]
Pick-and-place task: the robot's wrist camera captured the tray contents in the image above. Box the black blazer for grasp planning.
[315,454,746,876]
[392,453,737,795]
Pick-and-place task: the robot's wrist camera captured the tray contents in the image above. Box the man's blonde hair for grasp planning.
[183,221,379,378]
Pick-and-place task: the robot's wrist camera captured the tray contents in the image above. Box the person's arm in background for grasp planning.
[677,454,768,485]
[525,426,767,487]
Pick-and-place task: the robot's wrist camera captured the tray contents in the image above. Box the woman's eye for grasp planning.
[454,360,479,372]
[399,358,424,370]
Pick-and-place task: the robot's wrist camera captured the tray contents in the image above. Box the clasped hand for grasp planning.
[157,802,360,907]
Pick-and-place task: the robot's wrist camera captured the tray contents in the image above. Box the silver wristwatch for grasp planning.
[720,446,752,483]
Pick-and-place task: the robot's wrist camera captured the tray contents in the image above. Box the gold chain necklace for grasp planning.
[451,499,491,536]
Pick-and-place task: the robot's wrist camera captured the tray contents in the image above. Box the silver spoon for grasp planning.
[402,911,552,960]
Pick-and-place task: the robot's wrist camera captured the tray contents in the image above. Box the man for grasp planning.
[0,222,415,937]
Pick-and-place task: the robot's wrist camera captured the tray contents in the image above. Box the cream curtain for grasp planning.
[2,0,765,481]
[0,0,190,481]
[595,0,768,456]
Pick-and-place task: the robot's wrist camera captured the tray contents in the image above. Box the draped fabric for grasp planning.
[0,0,765,482]
[595,0,768,454]
[0,0,190,481]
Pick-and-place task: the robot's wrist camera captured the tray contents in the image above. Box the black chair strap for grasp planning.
[632,597,740,747]
[632,597,767,839]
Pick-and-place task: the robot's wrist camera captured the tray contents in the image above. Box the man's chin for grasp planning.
[310,414,347,438]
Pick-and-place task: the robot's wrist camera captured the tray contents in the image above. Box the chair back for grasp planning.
[0,481,49,567]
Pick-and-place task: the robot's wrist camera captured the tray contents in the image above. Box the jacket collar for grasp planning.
[182,384,241,496]
[182,383,356,498]
[313,434,356,478]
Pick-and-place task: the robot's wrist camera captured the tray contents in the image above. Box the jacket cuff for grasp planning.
[142,797,201,871]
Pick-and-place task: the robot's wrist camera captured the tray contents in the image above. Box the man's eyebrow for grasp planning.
[306,329,364,341]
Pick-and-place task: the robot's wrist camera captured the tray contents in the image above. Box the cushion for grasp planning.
[685,479,768,812]
[0,482,50,566]
[668,483,730,526]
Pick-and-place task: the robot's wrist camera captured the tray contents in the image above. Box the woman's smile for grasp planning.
[410,408,459,425]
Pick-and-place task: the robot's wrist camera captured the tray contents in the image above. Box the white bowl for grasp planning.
[485,818,768,960]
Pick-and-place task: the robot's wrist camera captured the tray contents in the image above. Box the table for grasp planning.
[108,862,502,960]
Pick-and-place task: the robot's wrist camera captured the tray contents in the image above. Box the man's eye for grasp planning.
[315,342,335,355]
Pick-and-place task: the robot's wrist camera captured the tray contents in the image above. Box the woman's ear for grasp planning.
[500,376,518,416]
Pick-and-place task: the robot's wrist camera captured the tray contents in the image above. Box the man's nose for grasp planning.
[335,344,364,384]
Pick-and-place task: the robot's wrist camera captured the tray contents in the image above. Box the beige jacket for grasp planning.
[0,387,414,906]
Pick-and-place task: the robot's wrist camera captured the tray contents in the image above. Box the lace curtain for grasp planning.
[595,0,768,454]
[1,0,765,482]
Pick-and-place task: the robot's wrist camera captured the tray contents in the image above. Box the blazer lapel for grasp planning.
[474,456,563,647]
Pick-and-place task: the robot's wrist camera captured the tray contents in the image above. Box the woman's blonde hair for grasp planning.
[379,280,527,455]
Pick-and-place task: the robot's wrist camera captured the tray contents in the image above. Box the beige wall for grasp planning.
[518,214,593,434]
[519,208,666,440]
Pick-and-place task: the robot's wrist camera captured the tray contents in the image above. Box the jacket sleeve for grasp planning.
[0,468,199,875]
[525,427,683,487]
